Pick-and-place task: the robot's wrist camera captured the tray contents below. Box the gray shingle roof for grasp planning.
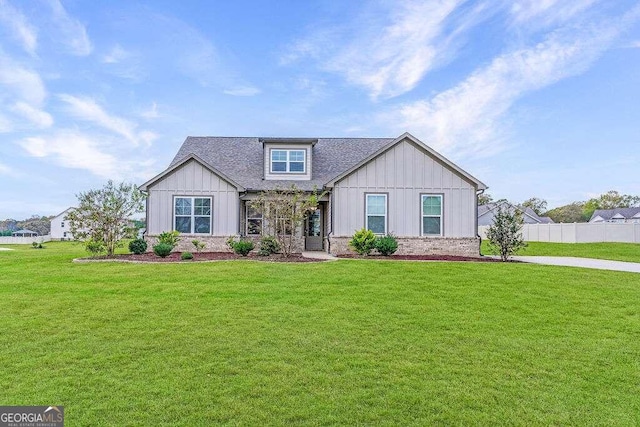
[169,137,395,191]
[590,207,640,221]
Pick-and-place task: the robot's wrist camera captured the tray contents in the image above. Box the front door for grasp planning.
[305,208,323,251]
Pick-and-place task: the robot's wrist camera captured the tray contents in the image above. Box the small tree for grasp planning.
[249,185,324,257]
[66,180,145,257]
[486,205,527,261]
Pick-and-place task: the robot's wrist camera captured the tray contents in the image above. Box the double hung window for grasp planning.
[366,194,387,235]
[174,197,212,234]
[421,195,442,236]
[270,149,305,173]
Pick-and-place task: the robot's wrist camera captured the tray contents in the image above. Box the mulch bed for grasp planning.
[337,254,505,262]
[82,252,324,263]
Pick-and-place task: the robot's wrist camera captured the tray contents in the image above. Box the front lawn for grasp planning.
[1,242,639,425]
[482,240,640,263]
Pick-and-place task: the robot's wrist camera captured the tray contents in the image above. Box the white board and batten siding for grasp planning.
[332,139,477,237]
[146,159,239,236]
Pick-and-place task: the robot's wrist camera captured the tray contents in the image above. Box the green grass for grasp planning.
[1,242,639,425]
[482,240,640,262]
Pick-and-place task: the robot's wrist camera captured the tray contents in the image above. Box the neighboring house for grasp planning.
[478,201,554,226]
[140,133,487,256]
[589,207,640,223]
[50,208,76,240]
[12,229,38,237]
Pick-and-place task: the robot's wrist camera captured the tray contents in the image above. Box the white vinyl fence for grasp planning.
[0,235,51,245]
[479,223,640,243]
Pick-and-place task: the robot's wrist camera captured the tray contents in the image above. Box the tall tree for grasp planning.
[66,181,145,256]
[521,197,548,216]
[546,202,587,223]
[18,215,53,235]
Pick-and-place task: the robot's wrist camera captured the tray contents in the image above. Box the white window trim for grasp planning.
[365,193,387,235]
[246,203,263,235]
[270,149,306,174]
[173,196,212,235]
[421,194,443,236]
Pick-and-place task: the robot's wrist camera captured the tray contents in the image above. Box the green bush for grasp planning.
[158,231,180,249]
[191,239,206,253]
[349,228,378,256]
[258,235,280,256]
[85,239,105,257]
[232,240,254,256]
[376,234,398,256]
[153,243,173,258]
[128,238,147,254]
[226,236,238,252]
[181,251,194,260]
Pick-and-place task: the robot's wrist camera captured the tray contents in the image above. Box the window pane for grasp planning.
[367,215,385,234]
[247,205,262,219]
[271,150,287,161]
[272,161,286,172]
[423,217,441,235]
[367,195,386,215]
[247,218,262,235]
[175,198,191,216]
[194,216,210,234]
[175,216,191,233]
[422,196,442,216]
[289,161,304,172]
[289,151,305,162]
[194,198,211,215]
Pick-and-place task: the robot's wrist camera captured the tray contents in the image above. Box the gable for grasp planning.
[144,158,239,193]
[326,133,486,190]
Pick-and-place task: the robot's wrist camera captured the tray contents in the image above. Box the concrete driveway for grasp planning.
[510,256,640,273]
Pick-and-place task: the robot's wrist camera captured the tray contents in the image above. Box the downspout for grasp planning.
[476,188,484,256]
[326,187,333,254]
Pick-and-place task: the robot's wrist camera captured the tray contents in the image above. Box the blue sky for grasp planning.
[1,0,639,219]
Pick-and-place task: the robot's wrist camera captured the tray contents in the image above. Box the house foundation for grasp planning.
[328,236,481,257]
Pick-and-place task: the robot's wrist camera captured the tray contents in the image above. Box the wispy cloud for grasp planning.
[509,0,597,27]
[283,0,472,99]
[140,102,160,119]
[11,101,53,128]
[46,0,92,56]
[384,7,640,158]
[0,0,38,54]
[19,131,119,178]
[223,86,261,96]
[58,94,156,146]
[0,161,14,175]
[102,44,131,64]
[0,50,47,105]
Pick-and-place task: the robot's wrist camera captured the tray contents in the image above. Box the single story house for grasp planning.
[140,133,487,256]
[478,201,554,226]
[589,207,640,223]
[50,208,76,240]
[12,229,39,237]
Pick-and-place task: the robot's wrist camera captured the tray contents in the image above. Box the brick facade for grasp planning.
[328,236,480,257]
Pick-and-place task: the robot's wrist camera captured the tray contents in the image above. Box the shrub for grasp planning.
[31,242,37,248]
[258,235,280,256]
[349,228,378,256]
[192,239,206,253]
[486,205,527,261]
[181,251,194,260]
[232,240,254,256]
[153,243,173,258]
[128,238,147,254]
[226,236,238,252]
[85,239,105,257]
[158,230,180,249]
[376,234,398,256]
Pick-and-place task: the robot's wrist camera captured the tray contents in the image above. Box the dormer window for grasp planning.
[270,149,306,174]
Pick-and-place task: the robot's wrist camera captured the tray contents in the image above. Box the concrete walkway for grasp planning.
[301,251,339,261]
[511,256,640,273]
